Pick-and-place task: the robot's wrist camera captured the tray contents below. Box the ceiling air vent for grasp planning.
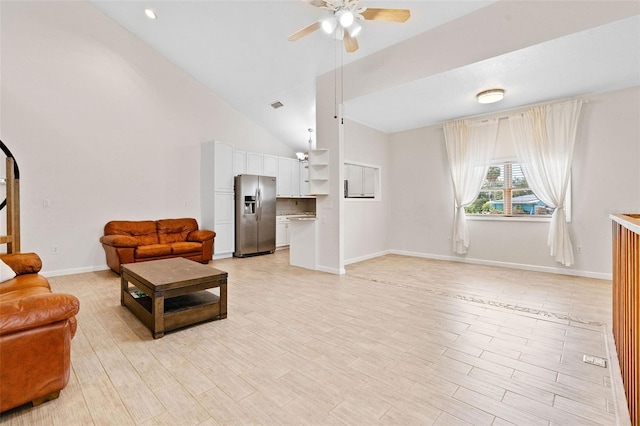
[270,101,284,109]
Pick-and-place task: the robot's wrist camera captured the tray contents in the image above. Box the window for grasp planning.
[344,162,380,199]
[465,162,556,217]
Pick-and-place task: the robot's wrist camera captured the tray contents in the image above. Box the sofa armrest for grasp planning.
[187,230,216,242]
[100,235,139,248]
[0,253,42,275]
[0,292,80,336]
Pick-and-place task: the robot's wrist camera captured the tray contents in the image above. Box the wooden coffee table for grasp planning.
[121,258,227,339]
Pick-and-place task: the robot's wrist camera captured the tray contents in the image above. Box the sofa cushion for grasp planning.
[104,220,159,246]
[157,218,199,244]
[0,288,79,335]
[170,242,202,255]
[0,274,51,295]
[135,244,172,259]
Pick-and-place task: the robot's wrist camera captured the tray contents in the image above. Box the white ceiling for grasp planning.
[89,1,640,152]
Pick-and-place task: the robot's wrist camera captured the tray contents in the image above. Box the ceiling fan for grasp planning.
[288,0,411,53]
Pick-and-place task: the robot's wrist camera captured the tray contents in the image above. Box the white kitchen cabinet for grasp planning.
[200,141,235,258]
[246,152,263,175]
[214,142,234,192]
[277,157,292,196]
[233,150,246,176]
[300,161,310,196]
[363,165,375,197]
[292,159,300,197]
[214,192,234,254]
[276,216,289,247]
[346,164,363,196]
[263,154,278,177]
[345,162,377,198]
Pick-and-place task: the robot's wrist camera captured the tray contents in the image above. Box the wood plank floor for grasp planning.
[1,251,625,425]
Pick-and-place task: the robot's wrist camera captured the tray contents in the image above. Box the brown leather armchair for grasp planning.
[0,253,80,412]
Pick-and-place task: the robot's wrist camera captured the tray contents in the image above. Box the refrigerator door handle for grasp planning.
[256,187,261,221]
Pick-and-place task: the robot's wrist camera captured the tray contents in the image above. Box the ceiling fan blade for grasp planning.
[361,8,411,23]
[306,0,327,7]
[343,32,359,53]
[288,21,321,41]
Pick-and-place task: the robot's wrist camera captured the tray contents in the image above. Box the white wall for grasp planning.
[388,87,640,278]
[1,1,293,275]
[343,119,389,263]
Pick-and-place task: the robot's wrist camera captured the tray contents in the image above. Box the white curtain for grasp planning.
[509,100,583,266]
[444,119,499,254]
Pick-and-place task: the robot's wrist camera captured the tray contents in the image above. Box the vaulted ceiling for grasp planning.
[90,1,640,152]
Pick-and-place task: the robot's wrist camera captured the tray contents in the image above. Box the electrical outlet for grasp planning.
[51,245,60,254]
[43,199,51,207]
[577,245,583,254]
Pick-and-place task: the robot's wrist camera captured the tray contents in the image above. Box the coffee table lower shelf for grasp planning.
[123,290,225,337]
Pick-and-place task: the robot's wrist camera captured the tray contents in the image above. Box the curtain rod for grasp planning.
[437,96,590,128]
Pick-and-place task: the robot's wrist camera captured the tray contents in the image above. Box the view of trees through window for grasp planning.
[465,163,555,216]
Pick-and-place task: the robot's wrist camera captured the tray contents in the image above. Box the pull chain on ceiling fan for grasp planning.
[288,0,411,53]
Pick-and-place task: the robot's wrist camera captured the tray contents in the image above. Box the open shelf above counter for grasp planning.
[308,149,329,195]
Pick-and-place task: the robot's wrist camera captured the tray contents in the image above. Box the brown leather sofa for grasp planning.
[0,253,80,412]
[100,218,216,273]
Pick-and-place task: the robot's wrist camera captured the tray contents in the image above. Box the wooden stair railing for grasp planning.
[0,145,20,253]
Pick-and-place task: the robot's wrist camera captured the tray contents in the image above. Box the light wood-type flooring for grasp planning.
[2,251,626,425]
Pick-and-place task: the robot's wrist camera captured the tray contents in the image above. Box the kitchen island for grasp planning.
[288,217,317,270]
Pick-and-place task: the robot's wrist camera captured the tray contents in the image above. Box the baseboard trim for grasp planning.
[379,250,612,280]
[344,250,392,266]
[316,265,346,275]
[42,265,111,278]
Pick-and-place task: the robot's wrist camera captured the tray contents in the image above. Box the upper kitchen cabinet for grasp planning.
[345,162,377,198]
[233,150,247,176]
[277,157,292,197]
[263,154,278,177]
[246,152,263,175]
[214,142,234,192]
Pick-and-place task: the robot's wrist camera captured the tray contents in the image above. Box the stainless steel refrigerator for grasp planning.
[233,174,276,257]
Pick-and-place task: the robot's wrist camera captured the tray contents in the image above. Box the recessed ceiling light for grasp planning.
[477,89,504,104]
[144,9,157,20]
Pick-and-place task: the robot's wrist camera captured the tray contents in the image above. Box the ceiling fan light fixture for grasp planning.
[336,9,354,28]
[334,27,345,40]
[477,89,504,104]
[347,21,362,37]
[321,17,337,34]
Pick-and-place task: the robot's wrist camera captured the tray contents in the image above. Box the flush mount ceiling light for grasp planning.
[144,8,157,19]
[477,89,505,104]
